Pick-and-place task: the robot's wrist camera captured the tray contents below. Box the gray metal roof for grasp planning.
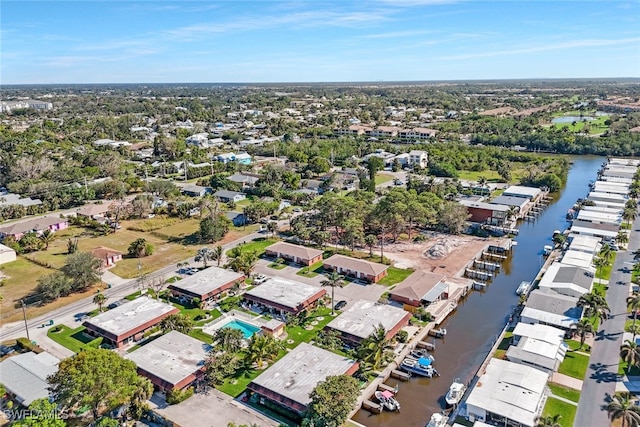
[525,289,582,318]
[421,281,449,302]
[0,352,59,406]
[125,331,210,386]
[326,299,410,340]
[249,343,356,408]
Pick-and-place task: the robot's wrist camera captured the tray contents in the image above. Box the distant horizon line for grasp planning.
[2,77,640,88]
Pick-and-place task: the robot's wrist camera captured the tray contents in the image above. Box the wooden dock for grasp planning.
[362,400,382,414]
[390,370,411,381]
[416,340,436,351]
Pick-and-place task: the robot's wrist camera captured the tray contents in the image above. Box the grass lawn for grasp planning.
[230,238,277,257]
[374,173,394,185]
[188,328,214,344]
[593,282,608,296]
[47,325,102,353]
[493,331,513,359]
[596,253,616,282]
[619,358,640,376]
[284,307,335,349]
[296,261,323,278]
[558,351,590,379]
[564,339,585,352]
[378,267,415,286]
[548,383,581,402]
[217,361,263,397]
[0,256,56,321]
[542,397,577,427]
[268,262,287,270]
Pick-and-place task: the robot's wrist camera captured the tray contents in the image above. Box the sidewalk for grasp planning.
[550,372,583,390]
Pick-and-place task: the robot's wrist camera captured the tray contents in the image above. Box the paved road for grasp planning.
[573,216,640,427]
[0,230,264,348]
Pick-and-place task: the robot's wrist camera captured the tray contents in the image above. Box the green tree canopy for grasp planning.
[303,375,360,427]
[12,398,66,427]
[48,348,151,421]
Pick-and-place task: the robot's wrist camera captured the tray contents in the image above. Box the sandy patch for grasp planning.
[384,232,500,277]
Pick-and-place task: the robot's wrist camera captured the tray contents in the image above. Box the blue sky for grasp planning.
[2,1,639,84]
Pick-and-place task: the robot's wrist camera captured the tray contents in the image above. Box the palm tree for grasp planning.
[571,318,594,350]
[506,206,519,225]
[160,313,193,334]
[212,245,224,267]
[593,256,610,286]
[93,291,107,312]
[577,291,610,323]
[618,231,630,246]
[628,292,640,328]
[356,324,394,370]
[267,221,278,238]
[621,341,640,370]
[607,392,640,427]
[599,244,614,262]
[321,271,345,315]
[536,414,563,427]
[39,229,56,250]
[477,176,488,196]
[246,335,283,368]
[626,324,640,341]
[624,207,638,226]
[129,377,153,420]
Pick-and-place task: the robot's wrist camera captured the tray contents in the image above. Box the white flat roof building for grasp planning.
[0,351,59,406]
[609,158,640,167]
[506,323,568,373]
[567,234,601,254]
[126,330,210,391]
[592,182,630,195]
[576,210,621,226]
[248,343,357,415]
[502,185,542,200]
[325,299,411,343]
[243,277,326,314]
[561,249,595,270]
[168,266,244,301]
[581,205,623,215]
[466,358,549,427]
[590,198,626,210]
[588,191,627,203]
[537,262,593,298]
[570,220,619,239]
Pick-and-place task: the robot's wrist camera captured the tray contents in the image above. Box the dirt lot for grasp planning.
[383,232,494,277]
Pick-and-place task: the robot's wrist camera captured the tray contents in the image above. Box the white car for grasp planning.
[253,274,268,284]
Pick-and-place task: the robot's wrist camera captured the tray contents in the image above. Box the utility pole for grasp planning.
[21,300,30,341]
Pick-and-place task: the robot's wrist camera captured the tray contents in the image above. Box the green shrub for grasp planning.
[396,330,409,343]
[166,387,194,405]
[16,337,43,353]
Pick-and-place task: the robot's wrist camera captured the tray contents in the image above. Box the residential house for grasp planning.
[322,254,389,283]
[91,246,123,268]
[459,200,510,225]
[520,289,582,330]
[226,211,247,227]
[537,262,593,298]
[505,322,568,373]
[0,243,17,265]
[264,242,323,266]
[181,185,209,197]
[465,358,549,427]
[0,216,68,240]
[76,202,114,220]
[389,270,448,307]
[408,150,429,169]
[213,190,247,203]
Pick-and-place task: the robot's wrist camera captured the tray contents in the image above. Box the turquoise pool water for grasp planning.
[221,319,261,339]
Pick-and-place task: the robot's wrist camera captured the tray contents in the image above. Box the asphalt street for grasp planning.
[573,214,640,427]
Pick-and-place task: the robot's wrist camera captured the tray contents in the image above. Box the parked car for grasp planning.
[334,300,347,310]
[0,345,15,357]
[254,274,268,285]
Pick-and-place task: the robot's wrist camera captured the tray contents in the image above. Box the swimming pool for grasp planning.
[219,319,261,339]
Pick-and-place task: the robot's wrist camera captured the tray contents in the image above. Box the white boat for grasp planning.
[428,328,447,338]
[426,412,448,427]
[445,378,466,406]
[543,245,553,255]
[409,348,435,362]
[516,281,531,296]
[400,357,439,378]
[374,390,400,412]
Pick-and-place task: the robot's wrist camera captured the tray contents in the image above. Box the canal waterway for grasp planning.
[352,155,605,427]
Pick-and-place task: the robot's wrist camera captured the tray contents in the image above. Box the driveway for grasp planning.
[573,215,640,427]
[149,390,279,427]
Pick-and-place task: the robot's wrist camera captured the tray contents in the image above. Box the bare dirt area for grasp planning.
[383,232,492,277]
